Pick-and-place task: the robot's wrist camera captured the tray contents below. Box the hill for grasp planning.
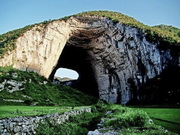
[54,76,75,82]
[0,11,179,104]
[0,11,180,58]
[153,24,180,38]
[0,66,97,106]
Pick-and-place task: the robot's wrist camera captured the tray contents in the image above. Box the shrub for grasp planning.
[36,103,176,135]
[36,112,102,135]
[112,19,119,24]
[92,100,109,113]
[36,121,87,135]
[35,119,55,135]
[104,108,149,129]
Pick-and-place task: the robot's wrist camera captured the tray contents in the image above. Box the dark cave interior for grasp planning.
[49,45,99,97]
[127,65,180,105]
[139,65,180,105]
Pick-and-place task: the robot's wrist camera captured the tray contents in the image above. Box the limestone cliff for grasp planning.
[0,13,179,104]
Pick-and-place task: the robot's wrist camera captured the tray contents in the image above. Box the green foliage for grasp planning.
[0,66,46,82]
[104,106,149,128]
[112,19,119,24]
[75,11,180,48]
[154,25,180,38]
[0,25,33,58]
[0,11,179,58]
[35,102,107,135]
[131,106,180,134]
[120,126,176,135]
[91,100,110,113]
[61,16,71,21]
[35,103,177,135]
[36,119,83,135]
[105,110,149,128]
[103,104,177,134]
[35,118,56,135]
[42,20,50,25]
[35,112,102,135]
[0,66,98,106]
[0,105,90,118]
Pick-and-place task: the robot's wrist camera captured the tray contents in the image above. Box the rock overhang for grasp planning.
[0,14,179,104]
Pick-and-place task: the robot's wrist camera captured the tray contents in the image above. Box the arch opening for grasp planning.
[50,44,99,97]
[54,68,79,85]
[55,68,79,80]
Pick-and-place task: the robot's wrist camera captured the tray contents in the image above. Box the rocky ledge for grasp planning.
[0,16,179,104]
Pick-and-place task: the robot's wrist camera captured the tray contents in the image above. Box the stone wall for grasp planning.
[0,108,91,135]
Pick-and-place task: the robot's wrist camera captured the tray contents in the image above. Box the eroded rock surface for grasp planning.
[0,16,179,104]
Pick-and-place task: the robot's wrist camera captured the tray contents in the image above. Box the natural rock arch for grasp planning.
[0,16,177,104]
[50,45,99,97]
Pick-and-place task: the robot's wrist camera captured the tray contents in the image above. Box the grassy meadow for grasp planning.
[0,103,179,134]
[0,66,98,106]
[0,67,179,134]
[0,105,90,118]
[129,106,180,134]
[35,103,177,135]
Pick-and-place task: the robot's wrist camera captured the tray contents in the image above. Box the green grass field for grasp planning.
[0,106,89,118]
[1,105,179,134]
[129,106,180,134]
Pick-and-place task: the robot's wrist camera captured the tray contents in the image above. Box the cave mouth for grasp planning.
[50,44,99,97]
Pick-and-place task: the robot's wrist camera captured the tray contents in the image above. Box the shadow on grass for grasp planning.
[151,117,180,125]
[151,117,180,134]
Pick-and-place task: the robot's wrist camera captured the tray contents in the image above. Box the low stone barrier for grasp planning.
[0,108,91,135]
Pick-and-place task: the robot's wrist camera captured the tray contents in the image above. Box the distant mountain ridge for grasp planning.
[54,76,75,82]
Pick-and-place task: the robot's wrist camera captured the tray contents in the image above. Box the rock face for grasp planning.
[0,16,179,104]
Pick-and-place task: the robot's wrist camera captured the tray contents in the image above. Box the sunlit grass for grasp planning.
[0,105,90,118]
[129,106,180,134]
[0,66,98,106]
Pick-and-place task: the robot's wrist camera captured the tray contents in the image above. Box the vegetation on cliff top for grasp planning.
[0,66,97,106]
[154,24,180,38]
[76,11,180,47]
[0,11,180,58]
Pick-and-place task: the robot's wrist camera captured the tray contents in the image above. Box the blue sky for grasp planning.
[55,68,79,79]
[1,0,180,78]
[1,0,180,35]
